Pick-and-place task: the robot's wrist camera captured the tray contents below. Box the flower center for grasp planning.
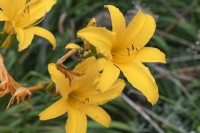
[112,44,138,64]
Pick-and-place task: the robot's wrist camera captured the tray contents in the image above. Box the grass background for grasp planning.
[0,0,200,133]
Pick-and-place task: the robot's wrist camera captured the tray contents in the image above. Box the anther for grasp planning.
[85,98,89,103]
[127,48,130,56]
[131,44,134,51]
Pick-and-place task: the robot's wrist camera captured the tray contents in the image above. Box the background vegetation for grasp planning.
[0,0,200,133]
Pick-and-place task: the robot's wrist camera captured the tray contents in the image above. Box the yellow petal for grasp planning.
[15,28,34,51]
[117,61,159,105]
[77,27,115,60]
[0,11,8,21]
[73,57,99,90]
[66,107,87,133]
[84,18,96,50]
[0,0,26,20]
[10,0,26,20]
[130,13,156,50]
[30,26,56,50]
[97,58,107,71]
[39,98,67,120]
[87,18,96,27]
[0,0,7,11]
[65,43,82,49]
[105,5,126,37]
[16,0,56,27]
[83,39,91,50]
[16,26,56,51]
[83,105,111,127]
[48,63,71,98]
[135,47,166,63]
[74,57,98,73]
[76,79,125,105]
[97,61,120,92]
[116,10,156,50]
[85,79,125,105]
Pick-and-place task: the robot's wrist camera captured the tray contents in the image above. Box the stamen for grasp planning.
[56,64,83,86]
[131,44,134,51]
[27,6,30,14]
[85,98,89,103]
[56,49,84,86]
[127,48,130,56]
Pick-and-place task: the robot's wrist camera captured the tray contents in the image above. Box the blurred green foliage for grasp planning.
[0,0,200,133]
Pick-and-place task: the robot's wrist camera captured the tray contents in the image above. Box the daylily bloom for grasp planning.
[77,5,166,105]
[0,54,44,108]
[39,57,125,133]
[0,0,57,51]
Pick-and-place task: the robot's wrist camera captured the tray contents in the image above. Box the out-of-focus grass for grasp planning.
[0,0,200,133]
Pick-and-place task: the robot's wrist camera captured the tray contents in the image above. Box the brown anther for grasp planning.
[56,49,84,86]
[85,98,89,103]
[56,63,83,86]
[127,48,131,56]
[131,44,135,51]
[27,6,30,14]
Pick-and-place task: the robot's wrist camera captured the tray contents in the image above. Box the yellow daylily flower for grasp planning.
[39,57,125,133]
[0,0,57,51]
[77,5,166,105]
[0,54,44,108]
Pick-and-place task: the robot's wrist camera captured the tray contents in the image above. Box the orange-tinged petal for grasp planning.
[39,98,67,120]
[105,5,126,37]
[48,63,71,99]
[97,61,120,92]
[66,107,87,133]
[83,105,111,127]
[135,47,166,63]
[30,26,56,50]
[15,28,34,51]
[77,27,115,60]
[117,61,159,105]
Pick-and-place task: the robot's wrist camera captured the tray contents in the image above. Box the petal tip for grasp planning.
[148,93,159,105]
[38,113,46,121]
[104,118,111,128]
[18,47,25,52]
